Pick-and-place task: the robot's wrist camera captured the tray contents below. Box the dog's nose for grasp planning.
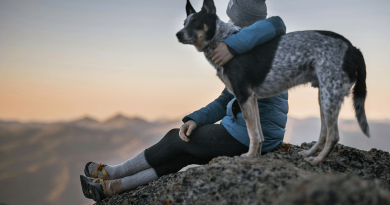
[176,32,184,41]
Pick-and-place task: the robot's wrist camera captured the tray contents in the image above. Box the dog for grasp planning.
[176,0,369,165]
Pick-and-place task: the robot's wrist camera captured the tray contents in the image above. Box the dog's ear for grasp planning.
[186,0,196,16]
[201,0,216,15]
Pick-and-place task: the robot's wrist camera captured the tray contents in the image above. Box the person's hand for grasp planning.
[179,120,197,142]
[210,42,233,66]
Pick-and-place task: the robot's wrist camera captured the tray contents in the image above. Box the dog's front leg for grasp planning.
[239,92,264,157]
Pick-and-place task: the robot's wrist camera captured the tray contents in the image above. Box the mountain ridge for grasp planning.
[0,116,389,205]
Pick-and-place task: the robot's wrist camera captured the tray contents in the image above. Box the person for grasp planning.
[80,0,288,202]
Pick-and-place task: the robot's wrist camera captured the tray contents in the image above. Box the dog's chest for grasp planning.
[205,52,235,94]
[213,64,233,93]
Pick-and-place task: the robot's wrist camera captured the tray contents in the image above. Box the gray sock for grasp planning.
[88,150,151,179]
[121,168,158,192]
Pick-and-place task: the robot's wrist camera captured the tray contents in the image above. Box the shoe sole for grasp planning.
[80,175,104,202]
[84,162,93,177]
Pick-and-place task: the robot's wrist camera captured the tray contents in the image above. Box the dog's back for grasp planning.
[225,31,349,95]
[223,30,369,136]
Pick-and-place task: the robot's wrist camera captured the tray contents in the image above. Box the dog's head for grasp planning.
[176,0,217,52]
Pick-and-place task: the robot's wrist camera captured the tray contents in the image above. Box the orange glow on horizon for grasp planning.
[1,0,389,123]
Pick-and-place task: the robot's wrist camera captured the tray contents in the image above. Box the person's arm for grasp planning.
[211,16,286,65]
[182,88,234,126]
[179,88,234,142]
[225,16,286,54]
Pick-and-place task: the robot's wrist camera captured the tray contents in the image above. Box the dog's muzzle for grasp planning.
[176,30,194,44]
[176,31,185,42]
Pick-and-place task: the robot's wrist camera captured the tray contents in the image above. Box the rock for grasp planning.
[276,174,390,205]
[95,142,390,205]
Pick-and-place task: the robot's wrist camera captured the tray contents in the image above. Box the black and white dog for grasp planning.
[176,0,369,165]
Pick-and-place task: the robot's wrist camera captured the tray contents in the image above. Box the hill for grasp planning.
[0,115,182,205]
[0,116,389,205]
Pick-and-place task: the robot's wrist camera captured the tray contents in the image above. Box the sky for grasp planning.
[0,0,390,122]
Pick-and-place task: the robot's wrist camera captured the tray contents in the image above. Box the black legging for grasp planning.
[144,124,249,177]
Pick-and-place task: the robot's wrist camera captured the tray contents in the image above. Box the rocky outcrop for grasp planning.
[96,142,390,205]
[276,174,390,205]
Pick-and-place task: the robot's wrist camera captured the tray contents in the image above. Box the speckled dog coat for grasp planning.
[177,0,369,165]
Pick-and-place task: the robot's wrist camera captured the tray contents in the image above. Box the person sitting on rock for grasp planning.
[80,0,289,202]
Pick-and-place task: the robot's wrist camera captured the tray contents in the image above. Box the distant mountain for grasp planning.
[0,116,182,205]
[70,116,100,128]
[285,117,390,152]
[102,114,149,130]
[0,116,388,205]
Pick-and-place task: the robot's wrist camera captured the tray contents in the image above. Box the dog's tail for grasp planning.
[352,48,370,137]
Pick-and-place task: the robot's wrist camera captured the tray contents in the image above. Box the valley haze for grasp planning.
[0,114,389,205]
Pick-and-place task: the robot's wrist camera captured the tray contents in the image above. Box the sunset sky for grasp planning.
[1,0,389,122]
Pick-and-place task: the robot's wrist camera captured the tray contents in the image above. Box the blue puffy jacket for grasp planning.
[183,89,288,152]
[225,16,287,55]
[182,16,289,153]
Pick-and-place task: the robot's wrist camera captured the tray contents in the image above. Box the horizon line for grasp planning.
[1,113,389,124]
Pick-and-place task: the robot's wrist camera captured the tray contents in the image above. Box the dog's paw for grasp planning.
[240,153,249,157]
[298,150,311,158]
[304,156,322,166]
[240,152,255,158]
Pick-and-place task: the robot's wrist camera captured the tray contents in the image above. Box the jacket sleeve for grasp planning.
[224,16,286,55]
[182,88,234,126]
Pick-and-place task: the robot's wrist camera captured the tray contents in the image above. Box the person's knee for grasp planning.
[166,128,179,136]
[163,128,181,143]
